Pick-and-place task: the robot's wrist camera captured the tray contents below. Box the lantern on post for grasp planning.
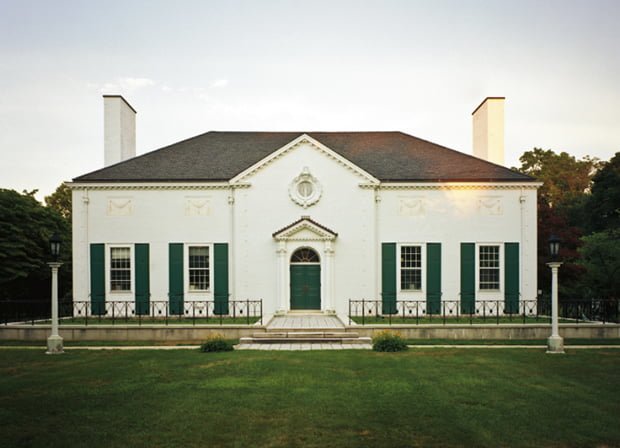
[46,232,64,354]
[546,235,564,354]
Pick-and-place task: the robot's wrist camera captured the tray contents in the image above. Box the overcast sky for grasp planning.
[1,0,618,200]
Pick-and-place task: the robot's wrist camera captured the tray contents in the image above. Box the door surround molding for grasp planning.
[273,216,336,314]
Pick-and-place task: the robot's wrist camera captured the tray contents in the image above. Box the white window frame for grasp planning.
[397,243,425,294]
[476,243,503,293]
[184,243,213,297]
[106,244,134,295]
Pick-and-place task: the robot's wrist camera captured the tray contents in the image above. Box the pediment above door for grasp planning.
[272,216,338,242]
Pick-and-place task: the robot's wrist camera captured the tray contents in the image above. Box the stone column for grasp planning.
[46,262,64,354]
[546,261,564,354]
[275,241,287,315]
[324,241,335,314]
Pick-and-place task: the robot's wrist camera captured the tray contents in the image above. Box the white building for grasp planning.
[69,96,539,318]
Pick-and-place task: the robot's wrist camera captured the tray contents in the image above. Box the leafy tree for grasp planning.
[515,148,598,297]
[586,152,620,233]
[45,183,72,221]
[536,199,585,298]
[0,189,71,300]
[578,230,620,300]
[516,148,598,211]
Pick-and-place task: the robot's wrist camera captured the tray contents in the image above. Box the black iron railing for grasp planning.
[349,298,620,325]
[0,300,263,326]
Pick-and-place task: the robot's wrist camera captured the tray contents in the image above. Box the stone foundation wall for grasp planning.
[1,324,618,342]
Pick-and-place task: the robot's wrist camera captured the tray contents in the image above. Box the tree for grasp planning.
[515,149,599,297]
[45,183,72,221]
[516,148,598,211]
[586,151,620,233]
[0,189,71,300]
[578,230,620,300]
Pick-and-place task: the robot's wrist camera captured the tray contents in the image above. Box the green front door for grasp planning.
[290,265,321,310]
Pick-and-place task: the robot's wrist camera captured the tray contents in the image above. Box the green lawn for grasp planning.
[349,315,575,325]
[1,349,619,447]
[33,316,261,325]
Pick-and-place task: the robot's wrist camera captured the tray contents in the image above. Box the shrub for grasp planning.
[372,330,408,352]
[200,334,234,352]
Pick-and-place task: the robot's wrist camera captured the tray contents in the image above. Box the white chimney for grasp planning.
[472,97,504,165]
[103,95,136,167]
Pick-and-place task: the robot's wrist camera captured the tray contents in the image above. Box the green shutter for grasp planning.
[460,243,476,314]
[381,243,397,314]
[90,243,105,315]
[505,242,520,314]
[426,243,441,314]
[135,244,150,316]
[169,243,184,315]
[214,243,229,315]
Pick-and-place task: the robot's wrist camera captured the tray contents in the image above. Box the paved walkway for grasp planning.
[267,314,345,330]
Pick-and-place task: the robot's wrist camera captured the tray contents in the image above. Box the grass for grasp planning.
[31,316,261,326]
[403,338,620,345]
[1,349,619,447]
[349,315,577,325]
[0,339,205,347]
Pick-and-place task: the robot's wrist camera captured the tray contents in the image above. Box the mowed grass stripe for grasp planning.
[0,349,618,448]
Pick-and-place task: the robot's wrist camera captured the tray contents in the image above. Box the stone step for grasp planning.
[240,336,371,345]
[252,331,359,339]
[265,327,345,332]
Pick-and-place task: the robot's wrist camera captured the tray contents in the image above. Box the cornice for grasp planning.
[66,182,250,191]
[359,182,542,191]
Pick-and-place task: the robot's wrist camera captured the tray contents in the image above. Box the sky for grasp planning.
[1,0,619,201]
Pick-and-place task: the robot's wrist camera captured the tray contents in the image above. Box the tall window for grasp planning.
[189,246,210,291]
[479,245,500,290]
[110,247,131,291]
[400,246,422,290]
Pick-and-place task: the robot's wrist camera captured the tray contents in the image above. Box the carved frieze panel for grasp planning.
[106,197,132,216]
[185,197,211,216]
[399,197,426,216]
[478,196,503,216]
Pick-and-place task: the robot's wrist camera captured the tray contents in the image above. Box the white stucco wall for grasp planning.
[378,186,537,306]
[71,136,538,317]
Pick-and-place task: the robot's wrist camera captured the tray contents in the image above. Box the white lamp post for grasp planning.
[46,232,64,354]
[546,234,564,354]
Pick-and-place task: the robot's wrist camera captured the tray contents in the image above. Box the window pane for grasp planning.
[189,246,209,290]
[291,248,319,263]
[401,246,422,290]
[110,247,131,291]
[479,245,500,289]
[189,246,209,269]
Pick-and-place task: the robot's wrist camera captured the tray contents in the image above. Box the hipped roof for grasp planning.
[74,131,533,183]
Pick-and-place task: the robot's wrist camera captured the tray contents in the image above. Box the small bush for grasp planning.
[200,334,234,352]
[372,330,408,352]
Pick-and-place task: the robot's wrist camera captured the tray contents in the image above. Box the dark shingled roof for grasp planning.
[73,131,533,183]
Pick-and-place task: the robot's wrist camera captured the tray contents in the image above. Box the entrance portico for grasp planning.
[273,216,337,314]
